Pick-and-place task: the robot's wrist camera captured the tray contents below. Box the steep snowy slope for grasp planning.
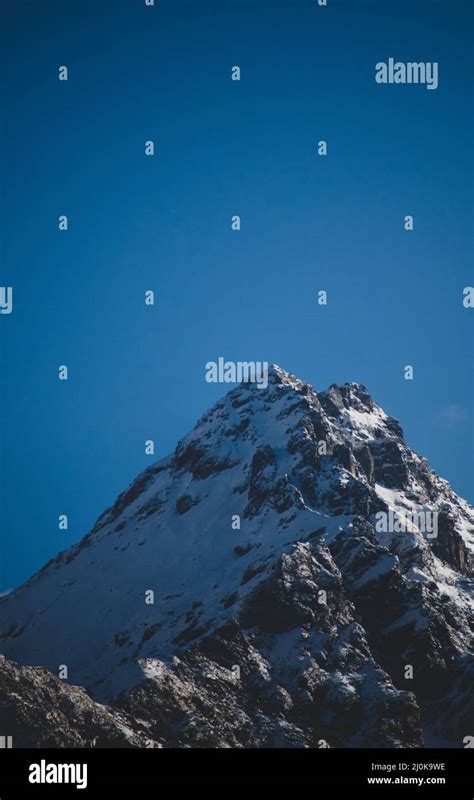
[1,365,473,747]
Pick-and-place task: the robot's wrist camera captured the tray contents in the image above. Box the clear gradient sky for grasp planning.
[1,0,473,591]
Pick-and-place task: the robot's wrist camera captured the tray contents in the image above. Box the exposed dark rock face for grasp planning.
[369,440,409,489]
[433,507,469,573]
[176,494,198,515]
[0,365,472,748]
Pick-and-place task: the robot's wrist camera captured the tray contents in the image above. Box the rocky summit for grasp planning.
[0,365,473,748]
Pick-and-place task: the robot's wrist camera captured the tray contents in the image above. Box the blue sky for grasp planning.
[1,0,473,591]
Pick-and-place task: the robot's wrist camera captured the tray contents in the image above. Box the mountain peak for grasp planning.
[1,365,473,747]
[267,363,306,387]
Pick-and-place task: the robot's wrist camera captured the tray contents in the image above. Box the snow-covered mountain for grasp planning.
[1,365,473,747]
